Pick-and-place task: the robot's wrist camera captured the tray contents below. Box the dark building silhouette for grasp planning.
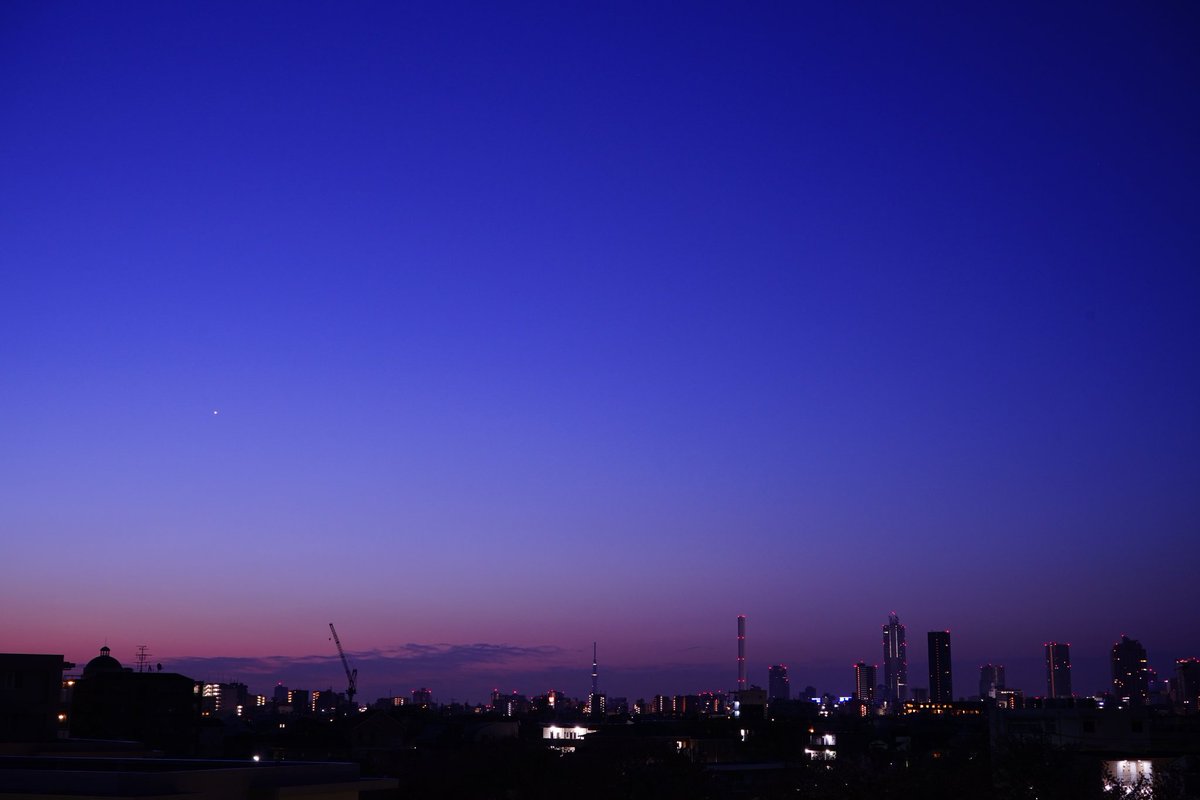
[0,653,71,742]
[69,646,200,755]
[767,665,789,702]
[1174,658,1200,712]
[0,757,395,798]
[289,688,310,712]
[734,686,766,719]
[313,688,344,714]
[882,612,907,704]
[854,662,877,704]
[979,663,1006,699]
[928,631,953,702]
[1045,642,1072,698]
[1111,634,1150,705]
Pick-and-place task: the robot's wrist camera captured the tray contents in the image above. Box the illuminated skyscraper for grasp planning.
[1045,642,1072,698]
[768,665,789,702]
[882,612,907,704]
[854,662,877,703]
[1111,635,1150,705]
[927,631,953,703]
[979,664,1006,699]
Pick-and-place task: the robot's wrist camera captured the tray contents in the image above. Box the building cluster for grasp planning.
[3,622,1200,799]
[822,613,1195,716]
[367,616,1199,731]
[0,648,394,798]
[2,620,1196,751]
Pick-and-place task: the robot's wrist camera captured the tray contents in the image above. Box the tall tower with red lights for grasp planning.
[736,615,746,692]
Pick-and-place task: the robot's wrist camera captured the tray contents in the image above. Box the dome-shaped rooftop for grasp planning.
[83,645,123,677]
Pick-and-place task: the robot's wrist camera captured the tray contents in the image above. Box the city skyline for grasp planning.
[42,611,1191,706]
[3,2,1198,711]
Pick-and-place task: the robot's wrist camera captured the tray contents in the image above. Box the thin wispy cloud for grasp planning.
[165,642,570,697]
[159,642,739,702]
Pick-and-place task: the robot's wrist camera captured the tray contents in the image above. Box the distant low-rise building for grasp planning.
[996,688,1024,710]
[732,687,766,719]
[201,683,247,718]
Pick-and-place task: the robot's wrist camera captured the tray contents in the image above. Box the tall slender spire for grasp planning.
[737,615,747,692]
[591,642,598,698]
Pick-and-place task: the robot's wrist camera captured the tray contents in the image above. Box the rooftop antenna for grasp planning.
[135,645,151,673]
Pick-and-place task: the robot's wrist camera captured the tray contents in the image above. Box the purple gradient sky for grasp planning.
[2,2,1198,704]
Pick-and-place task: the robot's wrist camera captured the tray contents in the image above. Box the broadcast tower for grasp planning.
[737,615,747,692]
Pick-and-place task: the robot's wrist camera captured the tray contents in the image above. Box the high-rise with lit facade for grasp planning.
[1111,635,1150,705]
[979,664,1006,699]
[854,662,877,703]
[768,665,789,702]
[927,631,953,703]
[201,682,248,717]
[882,612,907,704]
[1045,642,1072,698]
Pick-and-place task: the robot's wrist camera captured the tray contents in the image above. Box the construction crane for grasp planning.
[328,623,358,707]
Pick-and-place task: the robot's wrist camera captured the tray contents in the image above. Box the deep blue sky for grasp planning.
[2,1,1198,703]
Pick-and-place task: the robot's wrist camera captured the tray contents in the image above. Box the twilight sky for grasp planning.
[2,1,1198,704]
